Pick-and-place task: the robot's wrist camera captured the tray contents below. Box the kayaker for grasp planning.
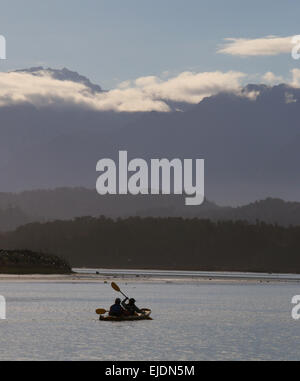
[109,298,124,317]
[121,297,144,316]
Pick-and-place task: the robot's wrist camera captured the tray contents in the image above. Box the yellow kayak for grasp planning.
[99,309,152,321]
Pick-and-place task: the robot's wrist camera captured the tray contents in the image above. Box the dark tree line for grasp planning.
[0,216,300,273]
[0,249,71,274]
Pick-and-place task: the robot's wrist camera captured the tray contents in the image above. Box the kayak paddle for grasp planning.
[96,283,128,315]
[111,282,128,299]
[95,308,107,315]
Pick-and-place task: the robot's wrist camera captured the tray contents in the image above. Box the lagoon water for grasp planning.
[0,275,300,361]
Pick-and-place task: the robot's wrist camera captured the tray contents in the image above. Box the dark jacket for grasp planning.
[121,298,142,315]
[109,303,123,317]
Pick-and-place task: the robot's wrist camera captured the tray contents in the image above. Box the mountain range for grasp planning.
[0,67,299,206]
[1,187,300,231]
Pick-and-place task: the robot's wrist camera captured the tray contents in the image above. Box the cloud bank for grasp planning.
[218,35,295,57]
[0,70,246,112]
[290,68,300,87]
[0,67,298,113]
[262,72,284,85]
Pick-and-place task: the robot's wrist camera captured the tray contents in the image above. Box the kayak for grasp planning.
[99,309,152,321]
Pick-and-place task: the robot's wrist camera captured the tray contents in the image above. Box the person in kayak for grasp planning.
[109,298,124,317]
[121,297,145,316]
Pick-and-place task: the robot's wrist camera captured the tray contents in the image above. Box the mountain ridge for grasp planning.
[0,188,300,231]
[0,68,299,204]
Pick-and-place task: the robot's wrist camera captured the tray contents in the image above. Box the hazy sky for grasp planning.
[0,0,299,88]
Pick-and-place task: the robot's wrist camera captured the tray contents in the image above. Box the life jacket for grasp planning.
[109,304,122,316]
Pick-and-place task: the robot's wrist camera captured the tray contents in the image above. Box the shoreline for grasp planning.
[1,268,300,284]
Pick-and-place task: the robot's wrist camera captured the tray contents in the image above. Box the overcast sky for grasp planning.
[0,0,299,89]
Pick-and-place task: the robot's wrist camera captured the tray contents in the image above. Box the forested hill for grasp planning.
[1,217,300,273]
[0,206,30,231]
[1,188,300,231]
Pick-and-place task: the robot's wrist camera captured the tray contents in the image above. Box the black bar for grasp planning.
[0,361,298,377]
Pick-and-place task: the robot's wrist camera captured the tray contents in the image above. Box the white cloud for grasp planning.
[240,90,260,101]
[218,35,295,57]
[262,72,284,84]
[133,71,246,104]
[0,70,246,112]
[290,68,300,87]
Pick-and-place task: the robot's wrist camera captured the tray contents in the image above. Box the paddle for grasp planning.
[111,282,148,315]
[111,282,129,299]
[95,283,128,315]
[95,308,107,315]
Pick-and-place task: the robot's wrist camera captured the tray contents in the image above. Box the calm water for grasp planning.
[0,280,300,360]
